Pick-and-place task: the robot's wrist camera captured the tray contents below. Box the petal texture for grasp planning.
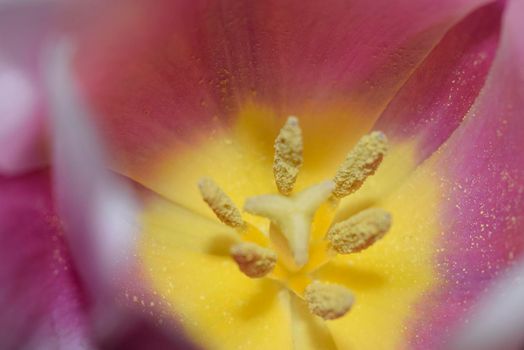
[333,2,504,221]
[375,2,502,162]
[404,0,524,347]
[74,0,490,190]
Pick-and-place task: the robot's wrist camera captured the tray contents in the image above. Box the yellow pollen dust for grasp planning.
[197,116,392,321]
[327,208,392,254]
[198,178,244,229]
[230,242,277,278]
[333,131,388,198]
[304,281,354,320]
[273,116,303,196]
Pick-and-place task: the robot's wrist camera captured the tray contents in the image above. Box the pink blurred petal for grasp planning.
[0,3,64,175]
[46,40,140,299]
[45,40,195,348]
[408,0,524,348]
[0,63,46,174]
[0,170,91,349]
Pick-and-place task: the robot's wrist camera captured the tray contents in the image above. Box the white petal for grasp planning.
[449,259,524,350]
[44,39,140,297]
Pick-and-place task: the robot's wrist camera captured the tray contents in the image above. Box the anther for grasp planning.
[273,116,303,196]
[230,242,277,278]
[327,208,391,254]
[198,178,244,228]
[304,281,354,320]
[333,131,388,198]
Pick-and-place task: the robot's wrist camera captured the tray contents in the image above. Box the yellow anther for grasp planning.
[198,178,244,228]
[304,281,354,320]
[244,181,334,267]
[273,116,303,196]
[230,242,277,278]
[327,208,391,254]
[333,131,388,198]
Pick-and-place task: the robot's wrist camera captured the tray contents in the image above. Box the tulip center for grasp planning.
[199,117,391,320]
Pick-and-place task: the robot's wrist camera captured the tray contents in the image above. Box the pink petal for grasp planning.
[72,0,490,178]
[407,0,524,347]
[0,171,91,349]
[45,39,195,347]
[375,1,502,162]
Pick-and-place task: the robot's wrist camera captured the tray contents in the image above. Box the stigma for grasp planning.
[244,180,334,267]
[198,116,392,320]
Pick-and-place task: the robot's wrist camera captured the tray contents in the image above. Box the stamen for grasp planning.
[273,116,303,196]
[333,131,388,198]
[304,281,354,320]
[327,208,391,254]
[244,181,334,267]
[198,178,244,229]
[230,242,277,278]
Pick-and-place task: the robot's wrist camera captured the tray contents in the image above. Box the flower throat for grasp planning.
[198,116,391,320]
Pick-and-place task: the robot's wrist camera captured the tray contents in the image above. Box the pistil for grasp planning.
[244,181,334,267]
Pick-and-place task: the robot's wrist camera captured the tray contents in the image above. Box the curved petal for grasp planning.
[45,40,194,347]
[375,1,502,162]
[335,1,503,220]
[0,171,91,349]
[73,0,490,198]
[399,0,524,347]
[46,40,140,301]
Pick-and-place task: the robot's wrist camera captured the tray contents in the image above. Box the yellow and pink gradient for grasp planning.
[1,0,523,348]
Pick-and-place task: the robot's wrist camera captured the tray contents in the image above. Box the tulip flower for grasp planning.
[2,0,524,349]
